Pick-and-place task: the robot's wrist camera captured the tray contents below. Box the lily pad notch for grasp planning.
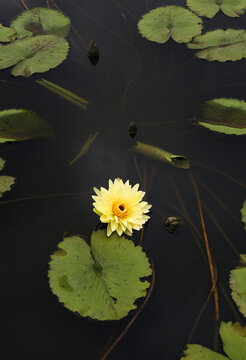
[0,7,71,77]
[138,6,202,44]
[48,230,152,321]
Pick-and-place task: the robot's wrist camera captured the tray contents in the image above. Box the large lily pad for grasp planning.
[230,254,246,318]
[0,34,69,77]
[0,25,17,42]
[0,109,53,142]
[48,230,152,321]
[138,6,202,44]
[240,201,246,229]
[188,29,246,62]
[130,141,190,169]
[11,7,71,39]
[186,0,246,19]
[220,322,246,360]
[181,322,246,360]
[197,98,246,135]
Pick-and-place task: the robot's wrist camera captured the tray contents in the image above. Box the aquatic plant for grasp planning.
[196,98,246,135]
[0,109,53,142]
[0,158,15,197]
[230,254,246,318]
[87,39,100,66]
[240,201,246,229]
[36,79,89,111]
[187,0,246,18]
[138,6,202,44]
[0,7,71,77]
[92,178,151,236]
[181,321,246,359]
[0,25,17,42]
[130,141,190,169]
[48,229,152,321]
[188,29,246,62]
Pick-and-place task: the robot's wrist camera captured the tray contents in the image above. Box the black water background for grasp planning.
[1,0,246,359]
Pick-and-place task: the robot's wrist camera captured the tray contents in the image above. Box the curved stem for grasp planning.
[101,258,156,360]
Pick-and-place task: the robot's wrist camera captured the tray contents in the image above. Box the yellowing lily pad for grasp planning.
[188,29,246,62]
[181,322,246,360]
[198,98,246,135]
[48,230,152,321]
[0,157,15,197]
[186,0,246,19]
[138,6,202,44]
[230,254,246,318]
[0,35,69,77]
[130,141,190,169]
[181,344,228,359]
[0,25,17,42]
[0,109,53,142]
[11,7,71,39]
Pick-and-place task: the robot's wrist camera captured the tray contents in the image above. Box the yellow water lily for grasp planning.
[92,178,151,236]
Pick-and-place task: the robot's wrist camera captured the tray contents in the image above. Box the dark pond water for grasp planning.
[1,0,246,359]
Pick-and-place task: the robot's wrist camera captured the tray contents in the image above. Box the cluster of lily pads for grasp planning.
[0,7,71,77]
[138,1,246,62]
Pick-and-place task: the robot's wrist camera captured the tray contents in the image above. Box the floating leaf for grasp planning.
[0,157,15,198]
[87,39,99,66]
[0,25,17,42]
[130,141,190,169]
[230,254,246,318]
[0,158,5,171]
[11,7,71,39]
[181,322,246,360]
[0,176,15,198]
[0,35,69,77]
[0,109,53,142]
[186,0,246,19]
[69,131,99,165]
[220,322,246,360]
[138,6,202,44]
[197,98,246,135]
[36,79,88,110]
[188,29,246,62]
[181,344,228,359]
[240,201,246,229]
[48,229,152,321]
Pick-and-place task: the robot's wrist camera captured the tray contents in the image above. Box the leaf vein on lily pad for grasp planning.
[49,230,152,320]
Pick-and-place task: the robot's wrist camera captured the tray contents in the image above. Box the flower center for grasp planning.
[112,201,128,218]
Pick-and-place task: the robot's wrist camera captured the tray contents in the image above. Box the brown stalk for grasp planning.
[101,258,155,360]
[46,0,50,7]
[20,0,28,10]
[189,173,220,350]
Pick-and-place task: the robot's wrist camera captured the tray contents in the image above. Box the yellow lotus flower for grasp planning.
[92,178,151,237]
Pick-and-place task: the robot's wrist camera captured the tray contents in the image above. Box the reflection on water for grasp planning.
[1,0,246,359]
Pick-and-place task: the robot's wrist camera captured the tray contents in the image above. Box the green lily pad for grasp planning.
[181,344,228,359]
[181,322,246,360]
[197,98,246,135]
[130,141,190,169]
[138,6,202,44]
[220,322,246,360]
[0,25,17,42]
[188,29,246,62]
[0,158,5,171]
[48,230,152,321]
[230,254,246,318]
[186,0,246,19]
[240,201,246,229]
[11,7,71,39]
[0,34,69,77]
[0,109,53,142]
